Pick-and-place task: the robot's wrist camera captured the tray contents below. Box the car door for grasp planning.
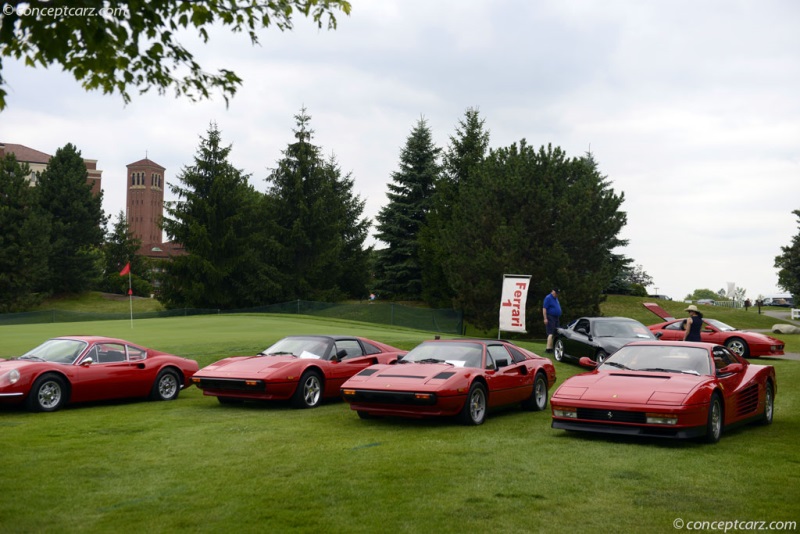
[657,320,686,341]
[698,322,723,344]
[70,343,142,402]
[325,339,374,391]
[711,347,747,425]
[483,344,531,407]
[564,318,592,359]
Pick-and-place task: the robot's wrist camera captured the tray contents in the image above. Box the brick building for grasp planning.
[125,158,183,259]
[0,142,102,194]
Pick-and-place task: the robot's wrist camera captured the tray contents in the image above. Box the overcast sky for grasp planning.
[2,0,798,302]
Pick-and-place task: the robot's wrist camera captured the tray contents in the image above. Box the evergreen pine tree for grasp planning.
[266,108,371,300]
[0,154,50,311]
[374,117,441,300]
[160,122,285,308]
[36,143,106,294]
[775,209,800,300]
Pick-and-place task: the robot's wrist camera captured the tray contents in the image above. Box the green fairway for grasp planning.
[0,314,798,533]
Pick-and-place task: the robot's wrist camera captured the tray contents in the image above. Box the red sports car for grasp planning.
[192,335,406,408]
[0,336,199,412]
[648,318,784,358]
[550,341,776,443]
[340,339,557,425]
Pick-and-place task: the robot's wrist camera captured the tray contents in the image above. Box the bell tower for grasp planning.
[126,158,165,247]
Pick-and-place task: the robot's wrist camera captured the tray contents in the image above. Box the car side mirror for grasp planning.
[718,363,744,374]
[80,357,94,366]
[654,331,663,339]
[578,357,597,369]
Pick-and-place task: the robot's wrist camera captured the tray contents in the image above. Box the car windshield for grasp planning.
[400,342,483,368]
[704,319,736,332]
[260,337,330,359]
[18,338,88,364]
[599,345,711,376]
[593,319,654,339]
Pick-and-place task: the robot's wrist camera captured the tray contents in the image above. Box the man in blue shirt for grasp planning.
[542,288,562,353]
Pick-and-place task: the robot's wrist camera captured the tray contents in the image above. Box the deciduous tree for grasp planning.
[775,209,800,299]
[0,0,351,109]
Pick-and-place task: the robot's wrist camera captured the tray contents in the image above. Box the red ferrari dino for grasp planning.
[192,335,406,408]
[341,338,557,425]
[550,341,776,443]
[0,336,198,412]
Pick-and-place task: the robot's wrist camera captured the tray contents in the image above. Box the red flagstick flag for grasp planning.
[119,262,131,276]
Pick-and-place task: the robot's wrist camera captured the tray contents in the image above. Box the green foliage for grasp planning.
[266,108,371,300]
[0,153,49,311]
[606,260,653,295]
[685,288,721,301]
[161,122,285,308]
[440,144,627,330]
[420,107,490,306]
[775,209,800,300]
[36,143,106,295]
[0,0,351,109]
[374,118,442,300]
[98,211,153,297]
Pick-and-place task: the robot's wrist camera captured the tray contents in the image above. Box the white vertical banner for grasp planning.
[499,274,532,334]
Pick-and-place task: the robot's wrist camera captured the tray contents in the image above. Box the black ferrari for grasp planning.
[554,316,655,364]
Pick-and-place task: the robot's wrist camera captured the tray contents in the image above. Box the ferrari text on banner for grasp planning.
[499,274,532,335]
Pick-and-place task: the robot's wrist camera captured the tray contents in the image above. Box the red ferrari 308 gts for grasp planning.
[0,336,199,412]
[550,341,776,443]
[192,335,406,408]
[340,338,557,425]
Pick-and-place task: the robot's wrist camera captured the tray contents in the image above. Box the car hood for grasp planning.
[196,355,312,378]
[0,359,50,372]
[343,363,465,389]
[740,331,784,344]
[597,336,652,352]
[554,371,708,405]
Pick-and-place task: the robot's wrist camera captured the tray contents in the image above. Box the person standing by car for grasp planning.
[543,288,562,353]
[683,304,703,342]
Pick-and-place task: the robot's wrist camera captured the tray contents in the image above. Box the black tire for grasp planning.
[759,381,774,425]
[725,337,750,358]
[704,393,723,444]
[522,372,548,411]
[553,339,565,362]
[595,350,608,364]
[458,382,487,425]
[150,368,180,401]
[291,370,323,408]
[26,374,68,412]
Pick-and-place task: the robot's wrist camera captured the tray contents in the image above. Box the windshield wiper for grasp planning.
[416,358,452,365]
[260,351,295,357]
[640,367,699,376]
[603,361,630,370]
[18,355,45,361]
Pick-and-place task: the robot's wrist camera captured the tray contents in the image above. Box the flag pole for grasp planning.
[128,270,133,328]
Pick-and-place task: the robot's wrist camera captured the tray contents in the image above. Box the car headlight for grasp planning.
[553,407,577,418]
[8,369,20,384]
[646,413,678,425]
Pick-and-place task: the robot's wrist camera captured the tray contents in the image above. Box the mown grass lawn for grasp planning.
[1,313,798,533]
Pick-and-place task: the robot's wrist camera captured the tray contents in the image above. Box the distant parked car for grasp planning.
[341,338,556,425]
[0,336,198,412]
[550,341,776,443]
[554,317,656,365]
[192,335,406,408]
[696,299,716,305]
[648,318,784,358]
[648,294,671,301]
